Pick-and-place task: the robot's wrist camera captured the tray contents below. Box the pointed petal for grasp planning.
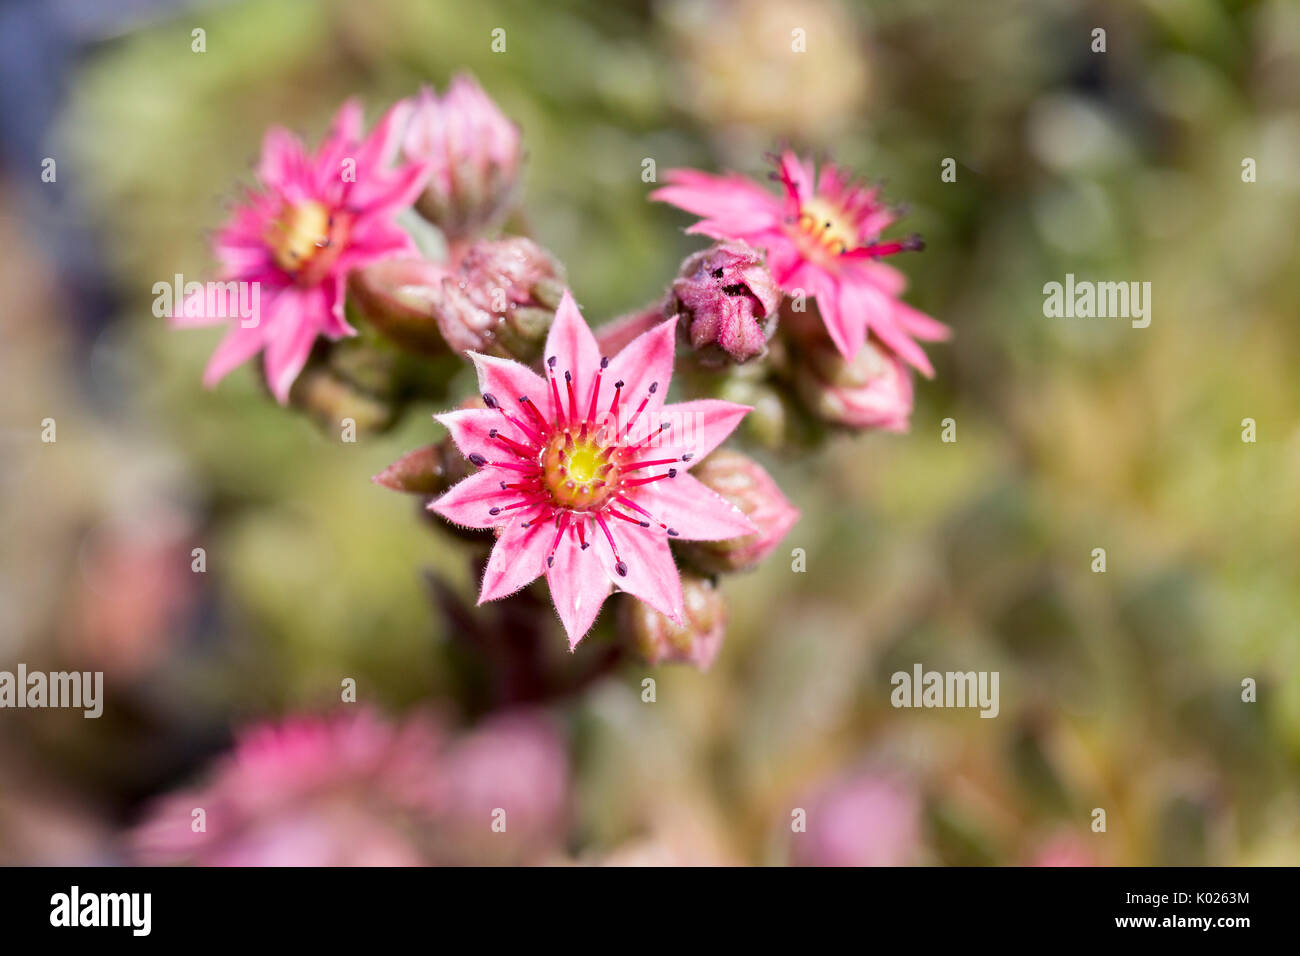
[201,323,265,388]
[469,352,549,411]
[257,126,311,198]
[429,470,520,529]
[434,407,524,462]
[545,525,612,648]
[652,170,781,221]
[603,318,677,441]
[353,98,411,179]
[635,472,757,541]
[542,291,600,413]
[601,527,683,624]
[656,399,751,466]
[479,517,549,603]
[263,286,328,403]
[838,277,935,377]
[806,269,865,361]
[892,299,950,342]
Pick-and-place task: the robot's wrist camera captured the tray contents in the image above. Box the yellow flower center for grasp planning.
[541,429,621,511]
[265,200,350,285]
[794,197,856,258]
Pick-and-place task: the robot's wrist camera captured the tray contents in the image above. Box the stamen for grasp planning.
[546,357,566,428]
[594,513,627,576]
[519,395,550,432]
[623,469,677,487]
[621,457,684,472]
[489,430,535,459]
[586,357,608,422]
[614,494,668,531]
[622,422,671,454]
[609,509,650,528]
[564,370,578,423]
[546,512,570,568]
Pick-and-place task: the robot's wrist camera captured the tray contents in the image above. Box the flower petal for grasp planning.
[600,526,683,624]
[892,299,951,342]
[429,470,519,529]
[839,277,935,377]
[434,407,523,462]
[542,290,600,417]
[602,318,677,441]
[202,323,265,388]
[545,525,612,648]
[479,516,550,603]
[655,399,751,466]
[257,126,312,200]
[804,268,865,361]
[263,285,329,403]
[469,352,549,411]
[634,471,757,541]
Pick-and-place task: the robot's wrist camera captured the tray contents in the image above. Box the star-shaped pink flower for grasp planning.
[173,99,431,402]
[652,151,949,374]
[430,292,757,647]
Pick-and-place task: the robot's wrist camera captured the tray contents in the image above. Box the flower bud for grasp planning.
[349,239,563,362]
[623,573,728,671]
[434,237,564,360]
[288,360,398,434]
[403,75,523,240]
[784,307,914,432]
[668,241,781,365]
[372,441,469,496]
[348,257,453,356]
[676,450,798,574]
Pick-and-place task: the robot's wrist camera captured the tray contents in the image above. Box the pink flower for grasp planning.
[652,151,948,373]
[402,74,524,239]
[432,711,570,865]
[790,769,921,867]
[428,291,757,647]
[130,708,572,866]
[131,709,447,866]
[785,307,915,432]
[174,100,431,403]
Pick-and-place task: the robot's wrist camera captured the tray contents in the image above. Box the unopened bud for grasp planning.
[429,237,564,360]
[668,241,781,365]
[348,257,453,356]
[622,573,727,670]
[677,450,799,574]
[403,75,524,240]
[785,308,914,432]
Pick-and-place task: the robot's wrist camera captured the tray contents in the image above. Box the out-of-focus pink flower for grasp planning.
[785,306,914,432]
[423,291,756,648]
[1030,833,1098,867]
[623,572,728,670]
[403,74,524,239]
[173,100,431,403]
[64,517,197,679]
[652,151,947,371]
[669,241,782,365]
[432,711,570,865]
[132,709,445,866]
[131,708,572,866]
[791,769,921,867]
[677,449,798,574]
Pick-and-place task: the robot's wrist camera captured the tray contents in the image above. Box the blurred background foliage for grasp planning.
[2,0,1299,864]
